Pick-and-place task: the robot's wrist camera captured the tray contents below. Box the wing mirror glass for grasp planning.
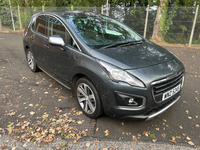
[49,35,65,46]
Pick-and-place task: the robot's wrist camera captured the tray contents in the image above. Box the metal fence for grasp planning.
[0,6,199,46]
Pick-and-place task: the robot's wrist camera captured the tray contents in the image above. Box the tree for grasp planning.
[0,0,13,29]
[151,0,168,41]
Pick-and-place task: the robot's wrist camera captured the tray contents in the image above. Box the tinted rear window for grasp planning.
[34,15,47,36]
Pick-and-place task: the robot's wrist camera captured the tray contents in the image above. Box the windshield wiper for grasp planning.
[100,40,143,49]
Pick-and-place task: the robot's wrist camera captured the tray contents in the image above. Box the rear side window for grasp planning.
[34,15,47,36]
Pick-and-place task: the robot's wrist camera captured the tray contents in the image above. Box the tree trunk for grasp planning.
[25,0,29,6]
[151,0,168,41]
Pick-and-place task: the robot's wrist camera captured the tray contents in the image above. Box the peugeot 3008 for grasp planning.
[23,12,185,120]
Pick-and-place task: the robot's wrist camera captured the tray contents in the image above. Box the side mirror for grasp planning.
[49,35,65,46]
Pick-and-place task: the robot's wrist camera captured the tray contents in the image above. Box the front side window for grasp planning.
[48,16,77,48]
[31,16,36,31]
[35,15,47,36]
[65,14,143,49]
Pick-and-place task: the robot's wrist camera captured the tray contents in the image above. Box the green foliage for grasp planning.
[161,5,178,36]
[163,6,199,44]
[0,0,13,29]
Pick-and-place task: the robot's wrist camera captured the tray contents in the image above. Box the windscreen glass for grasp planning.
[65,13,142,49]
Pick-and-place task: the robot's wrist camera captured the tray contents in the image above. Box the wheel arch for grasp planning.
[70,66,109,112]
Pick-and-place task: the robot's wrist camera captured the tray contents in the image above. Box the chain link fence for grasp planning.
[0,6,199,45]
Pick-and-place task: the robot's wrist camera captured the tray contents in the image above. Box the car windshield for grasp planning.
[64,13,143,49]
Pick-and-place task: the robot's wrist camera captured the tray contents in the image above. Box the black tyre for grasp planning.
[75,77,103,118]
[26,49,39,72]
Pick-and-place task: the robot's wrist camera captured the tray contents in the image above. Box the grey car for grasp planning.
[23,11,185,120]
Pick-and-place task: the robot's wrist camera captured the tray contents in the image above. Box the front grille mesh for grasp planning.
[152,71,184,103]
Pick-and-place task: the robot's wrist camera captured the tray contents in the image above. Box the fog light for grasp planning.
[115,92,145,107]
[129,98,134,104]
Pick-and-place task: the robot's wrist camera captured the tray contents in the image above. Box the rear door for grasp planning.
[30,15,48,67]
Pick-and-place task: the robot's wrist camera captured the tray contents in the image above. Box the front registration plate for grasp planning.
[162,84,181,101]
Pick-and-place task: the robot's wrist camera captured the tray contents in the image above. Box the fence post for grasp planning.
[42,5,44,12]
[18,5,22,30]
[9,0,15,31]
[189,5,199,47]
[0,19,2,31]
[106,0,109,16]
[71,5,73,11]
[101,5,103,14]
[143,5,149,38]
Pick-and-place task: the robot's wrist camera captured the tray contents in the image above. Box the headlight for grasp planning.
[98,60,145,88]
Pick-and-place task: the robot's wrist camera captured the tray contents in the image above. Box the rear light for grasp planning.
[23,27,27,34]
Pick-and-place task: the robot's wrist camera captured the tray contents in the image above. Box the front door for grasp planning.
[43,16,79,83]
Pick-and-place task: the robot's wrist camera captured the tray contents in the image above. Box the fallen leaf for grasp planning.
[149,147,153,150]
[186,110,189,114]
[188,141,194,145]
[104,130,109,136]
[30,111,35,115]
[44,92,48,94]
[105,133,109,136]
[163,119,167,122]
[195,124,199,127]
[176,136,181,139]
[7,124,12,127]
[142,131,149,137]
[152,138,157,142]
[132,136,138,143]
[60,143,66,147]
[155,128,159,131]
[86,143,90,147]
[29,104,33,107]
[73,140,77,144]
[181,133,186,136]
[150,134,155,139]
[0,145,7,149]
[42,113,49,118]
[188,116,192,119]
[58,137,62,141]
[179,126,183,129]
[171,136,175,140]
[186,136,191,141]
[77,121,82,124]
[93,139,99,143]
[169,139,176,144]
[96,127,99,131]
[161,133,166,137]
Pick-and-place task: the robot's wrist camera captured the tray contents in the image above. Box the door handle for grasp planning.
[31,36,34,40]
[44,44,49,49]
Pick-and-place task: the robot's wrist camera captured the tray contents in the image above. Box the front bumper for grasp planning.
[100,69,184,120]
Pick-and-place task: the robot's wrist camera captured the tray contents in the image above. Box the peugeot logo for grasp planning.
[168,64,175,71]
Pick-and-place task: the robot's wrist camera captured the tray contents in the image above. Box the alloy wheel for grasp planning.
[27,51,34,70]
[77,83,96,114]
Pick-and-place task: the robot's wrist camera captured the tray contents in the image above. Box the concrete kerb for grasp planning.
[0,134,197,150]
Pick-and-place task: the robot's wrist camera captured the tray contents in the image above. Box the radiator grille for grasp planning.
[152,71,184,103]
